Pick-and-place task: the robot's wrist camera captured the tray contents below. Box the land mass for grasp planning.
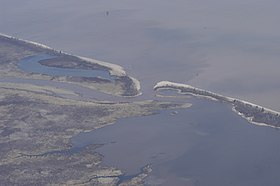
[0,33,140,97]
[0,34,189,185]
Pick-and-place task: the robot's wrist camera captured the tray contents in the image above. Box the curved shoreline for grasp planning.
[154,81,280,128]
[0,33,141,97]
[0,33,123,76]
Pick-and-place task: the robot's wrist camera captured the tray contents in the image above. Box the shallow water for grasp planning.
[72,98,280,185]
[0,77,120,102]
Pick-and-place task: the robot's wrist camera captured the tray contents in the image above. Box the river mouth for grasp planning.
[2,1,280,185]
[70,97,280,186]
[13,45,280,186]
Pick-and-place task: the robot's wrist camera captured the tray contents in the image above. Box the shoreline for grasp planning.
[0,33,141,97]
[154,81,280,128]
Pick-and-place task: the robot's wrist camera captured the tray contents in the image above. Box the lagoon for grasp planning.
[18,54,113,80]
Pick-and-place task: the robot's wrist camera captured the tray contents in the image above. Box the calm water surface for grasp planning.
[2,0,280,108]
[72,98,280,186]
[2,1,280,185]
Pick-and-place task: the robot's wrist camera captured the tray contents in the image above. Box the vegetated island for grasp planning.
[154,81,280,128]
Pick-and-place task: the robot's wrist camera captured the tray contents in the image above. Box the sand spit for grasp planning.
[154,81,280,128]
[0,33,141,96]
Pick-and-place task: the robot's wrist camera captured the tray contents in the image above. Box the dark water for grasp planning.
[72,98,280,186]
[18,54,113,80]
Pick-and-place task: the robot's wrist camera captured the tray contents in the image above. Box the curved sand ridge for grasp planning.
[0,33,141,96]
[154,81,280,128]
